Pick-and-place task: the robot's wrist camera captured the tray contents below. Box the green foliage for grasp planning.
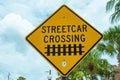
[106,0,120,23]
[97,25,120,76]
[73,71,84,79]
[106,0,115,12]
[97,26,120,56]
[17,76,26,80]
[68,49,112,80]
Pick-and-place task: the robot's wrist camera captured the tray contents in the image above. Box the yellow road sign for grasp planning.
[26,5,103,76]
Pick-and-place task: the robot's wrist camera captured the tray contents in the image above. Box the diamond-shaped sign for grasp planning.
[26,5,103,76]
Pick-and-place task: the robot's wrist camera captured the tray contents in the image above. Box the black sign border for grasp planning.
[26,5,103,76]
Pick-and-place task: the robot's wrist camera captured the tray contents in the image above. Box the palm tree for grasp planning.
[98,59,113,80]
[69,49,112,80]
[106,0,120,23]
[65,48,112,80]
[73,71,84,80]
[78,50,100,80]
[68,50,99,80]
[97,26,120,66]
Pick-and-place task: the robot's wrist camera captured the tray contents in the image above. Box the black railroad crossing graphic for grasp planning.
[45,44,84,56]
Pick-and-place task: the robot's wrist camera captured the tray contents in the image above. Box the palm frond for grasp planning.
[104,26,120,44]
[106,0,115,12]
[105,43,116,56]
[115,1,120,12]
[97,43,106,52]
[106,0,120,23]
[110,10,120,23]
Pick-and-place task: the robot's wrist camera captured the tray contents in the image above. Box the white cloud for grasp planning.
[0,13,34,53]
[0,13,34,36]
[0,13,58,80]
[67,0,92,10]
[67,0,111,32]
[0,0,65,26]
[0,5,8,19]
[0,74,5,80]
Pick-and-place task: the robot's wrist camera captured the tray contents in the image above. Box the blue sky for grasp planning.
[0,0,118,80]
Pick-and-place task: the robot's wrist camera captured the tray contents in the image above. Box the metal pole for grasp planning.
[62,76,67,80]
[49,70,51,75]
[8,73,10,80]
[90,74,93,80]
[48,76,51,80]
[46,70,52,80]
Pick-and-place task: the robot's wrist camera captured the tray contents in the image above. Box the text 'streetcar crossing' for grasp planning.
[45,44,84,56]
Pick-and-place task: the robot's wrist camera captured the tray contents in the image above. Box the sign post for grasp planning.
[26,5,103,76]
[62,77,67,80]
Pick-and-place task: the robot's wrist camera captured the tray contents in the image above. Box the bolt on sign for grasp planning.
[26,5,103,76]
